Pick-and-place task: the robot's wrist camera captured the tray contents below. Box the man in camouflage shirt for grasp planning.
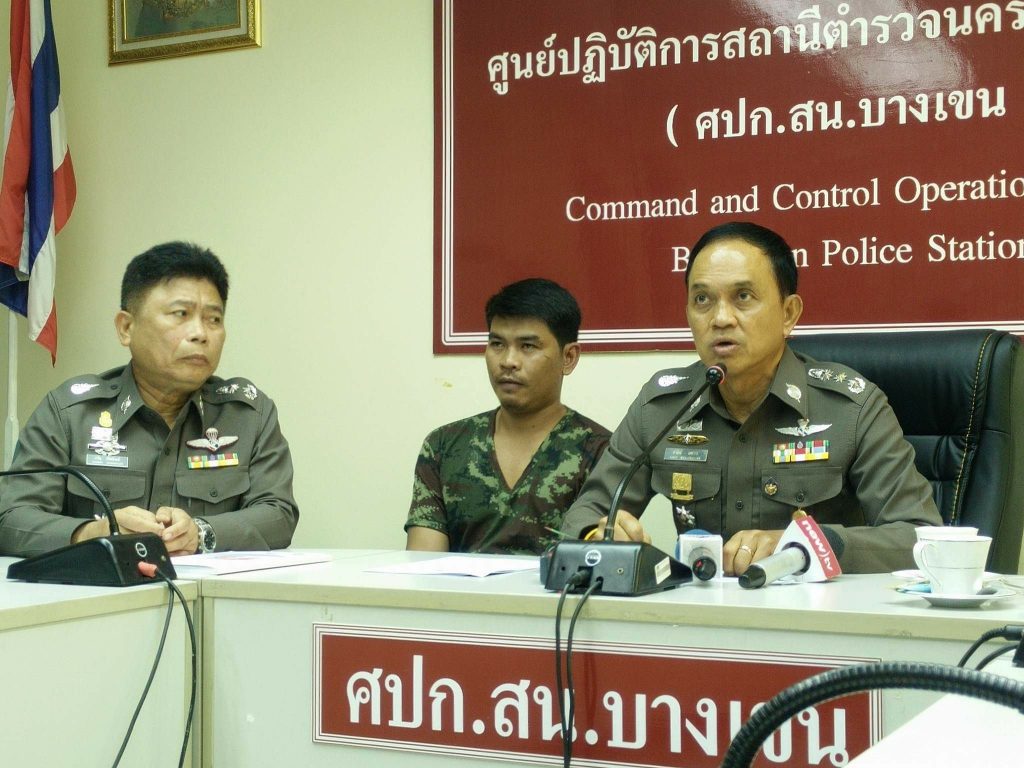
[405,279,610,555]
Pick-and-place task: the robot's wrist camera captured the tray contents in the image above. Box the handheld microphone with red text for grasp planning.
[738,516,844,589]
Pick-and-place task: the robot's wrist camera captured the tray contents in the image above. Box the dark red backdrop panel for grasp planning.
[435,0,1024,353]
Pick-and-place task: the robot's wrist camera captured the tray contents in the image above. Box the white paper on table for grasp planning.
[366,555,538,578]
[172,550,331,577]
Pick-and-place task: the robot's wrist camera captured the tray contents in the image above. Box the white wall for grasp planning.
[0,1,689,551]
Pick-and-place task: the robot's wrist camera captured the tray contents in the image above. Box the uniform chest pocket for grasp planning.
[67,467,147,514]
[760,467,844,507]
[175,466,250,514]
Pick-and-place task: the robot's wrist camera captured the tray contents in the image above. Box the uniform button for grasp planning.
[111,384,119,391]
[210,489,218,498]
[101,488,111,498]
[735,500,744,510]
[796,491,806,502]
[162,448,171,456]
[738,434,748,443]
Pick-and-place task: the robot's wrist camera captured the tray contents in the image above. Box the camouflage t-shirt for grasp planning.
[405,409,611,555]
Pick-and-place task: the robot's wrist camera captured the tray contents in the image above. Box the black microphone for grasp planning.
[2,466,176,586]
[542,364,726,596]
[738,522,845,589]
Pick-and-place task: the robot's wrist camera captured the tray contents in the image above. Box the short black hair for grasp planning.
[121,241,229,312]
[685,221,798,297]
[484,278,581,347]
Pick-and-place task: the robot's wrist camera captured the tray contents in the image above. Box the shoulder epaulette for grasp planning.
[640,367,699,405]
[203,377,261,406]
[805,363,873,401]
[51,372,120,409]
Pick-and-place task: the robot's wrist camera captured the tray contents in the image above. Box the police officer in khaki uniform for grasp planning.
[0,242,298,558]
[562,222,942,574]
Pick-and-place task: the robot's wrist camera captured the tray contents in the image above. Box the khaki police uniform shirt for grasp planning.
[562,347,943,572]
[0,365,299,557]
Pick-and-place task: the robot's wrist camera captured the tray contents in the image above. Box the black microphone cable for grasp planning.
[954,626,1019,671]
[554,570,601,768]
[110,566,197,768]
[957,624,1024,671]
[111,580,174,767]
[157,569,198,768]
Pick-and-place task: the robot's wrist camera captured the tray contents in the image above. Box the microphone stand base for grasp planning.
[7,533,177,586]
[541,540,692,596]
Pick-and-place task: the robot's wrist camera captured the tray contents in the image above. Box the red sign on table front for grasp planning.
[314,625,879,767]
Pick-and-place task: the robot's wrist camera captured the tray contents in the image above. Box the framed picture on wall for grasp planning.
[109,0,261,65]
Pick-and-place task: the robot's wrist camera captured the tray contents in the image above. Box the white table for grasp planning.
[847,656,1024,767]
[0,557,198,768]
[196,549,1024,767]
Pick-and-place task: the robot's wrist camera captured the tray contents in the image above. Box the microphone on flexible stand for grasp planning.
[542,364,726,596]
[3,466,176,586]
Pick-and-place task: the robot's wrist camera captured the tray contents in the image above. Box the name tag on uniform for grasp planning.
[86,454,128,469]
[663,447,709,463]
[772,440,830,463]
[188,452,240,469]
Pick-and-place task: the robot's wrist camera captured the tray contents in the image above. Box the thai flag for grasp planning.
[0,0,76,362]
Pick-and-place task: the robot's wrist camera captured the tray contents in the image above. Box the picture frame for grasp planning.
[109,0,261,65]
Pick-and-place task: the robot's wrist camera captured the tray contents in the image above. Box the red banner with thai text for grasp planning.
[434,0,1024,352]
[314,625,879,767]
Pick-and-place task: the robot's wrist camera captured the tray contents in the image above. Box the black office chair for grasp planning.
[789,329,1024,574]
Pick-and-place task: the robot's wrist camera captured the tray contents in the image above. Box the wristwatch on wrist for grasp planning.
[194,517,217,554]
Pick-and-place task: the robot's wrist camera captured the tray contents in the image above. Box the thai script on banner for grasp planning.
[314,625,879,767]
[487,2,1024,95]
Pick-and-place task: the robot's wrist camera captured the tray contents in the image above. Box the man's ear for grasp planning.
[114,310,133,348]
[782,293,803,336]
[561,342,581,375]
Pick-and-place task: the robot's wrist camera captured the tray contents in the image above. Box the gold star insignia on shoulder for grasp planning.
[835,372,847,382]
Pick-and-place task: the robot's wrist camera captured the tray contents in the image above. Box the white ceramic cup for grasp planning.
[912,535,991,595]
[914,525,979,541]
